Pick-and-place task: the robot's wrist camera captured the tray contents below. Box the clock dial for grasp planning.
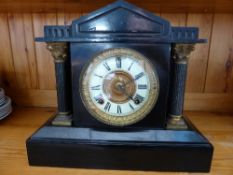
[80,48,159,126]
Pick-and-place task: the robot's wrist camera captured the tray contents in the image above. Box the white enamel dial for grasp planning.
[80,48,159,126]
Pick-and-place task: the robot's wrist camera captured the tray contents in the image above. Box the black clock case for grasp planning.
[27,0,213,172]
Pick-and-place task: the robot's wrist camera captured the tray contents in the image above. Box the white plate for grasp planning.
[0,97,6,106]
[0,106,12,120]
[0,88,5,99]
[0,97,12,120]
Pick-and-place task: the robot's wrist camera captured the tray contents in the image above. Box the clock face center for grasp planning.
[103,71,136,103]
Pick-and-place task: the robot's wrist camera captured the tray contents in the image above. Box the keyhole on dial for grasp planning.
[134,99,140,105]
[97,98,104,104]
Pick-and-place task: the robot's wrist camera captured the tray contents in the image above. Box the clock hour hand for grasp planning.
[116,83,141,104]
[116,83,134,101]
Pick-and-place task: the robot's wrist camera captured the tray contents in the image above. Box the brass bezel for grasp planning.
[80,48,160,126]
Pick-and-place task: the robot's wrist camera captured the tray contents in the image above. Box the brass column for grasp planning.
[167,44,195,129]
[47,42,72,126]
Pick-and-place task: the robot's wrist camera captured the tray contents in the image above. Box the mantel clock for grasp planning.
[26,0,213,172]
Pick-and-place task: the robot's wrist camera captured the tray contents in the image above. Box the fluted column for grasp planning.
[167,44,195,130]
[47,42,72,126]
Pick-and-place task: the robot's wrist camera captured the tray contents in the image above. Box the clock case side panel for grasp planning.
[70,42,170,128]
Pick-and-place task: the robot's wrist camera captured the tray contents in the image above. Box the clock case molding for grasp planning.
[26,0,213,172]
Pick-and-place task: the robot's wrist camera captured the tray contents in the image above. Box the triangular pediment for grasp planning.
[36,1,204,43]
[71,0,170,36]
[79,7,163,33]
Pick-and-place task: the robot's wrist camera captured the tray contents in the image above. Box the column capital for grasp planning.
[46,42,68,62]
[172,44,195,64]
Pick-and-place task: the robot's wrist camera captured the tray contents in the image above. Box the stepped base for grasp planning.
[26,117,213,172]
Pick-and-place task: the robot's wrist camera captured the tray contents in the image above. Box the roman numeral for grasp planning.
[134,72,144,80]
[94,74,103,78]
[138,84,147,89]
[117,105,122,113]
[103,62,111,71]
[91,85,101,90]
[104,102,111,111]
[128,61,134,71]
[129,103,134,110]
[116,57,121,68]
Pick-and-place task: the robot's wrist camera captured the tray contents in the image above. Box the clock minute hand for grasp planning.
[116,84,134,101]
[124,72,145,86]
[118,85,140,105]
[123,79,134,87]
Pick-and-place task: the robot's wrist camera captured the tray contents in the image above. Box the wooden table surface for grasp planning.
[0,107,233,175]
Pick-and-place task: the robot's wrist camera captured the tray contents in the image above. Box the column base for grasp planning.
[166,115,188,130]
[51,113,72,126]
